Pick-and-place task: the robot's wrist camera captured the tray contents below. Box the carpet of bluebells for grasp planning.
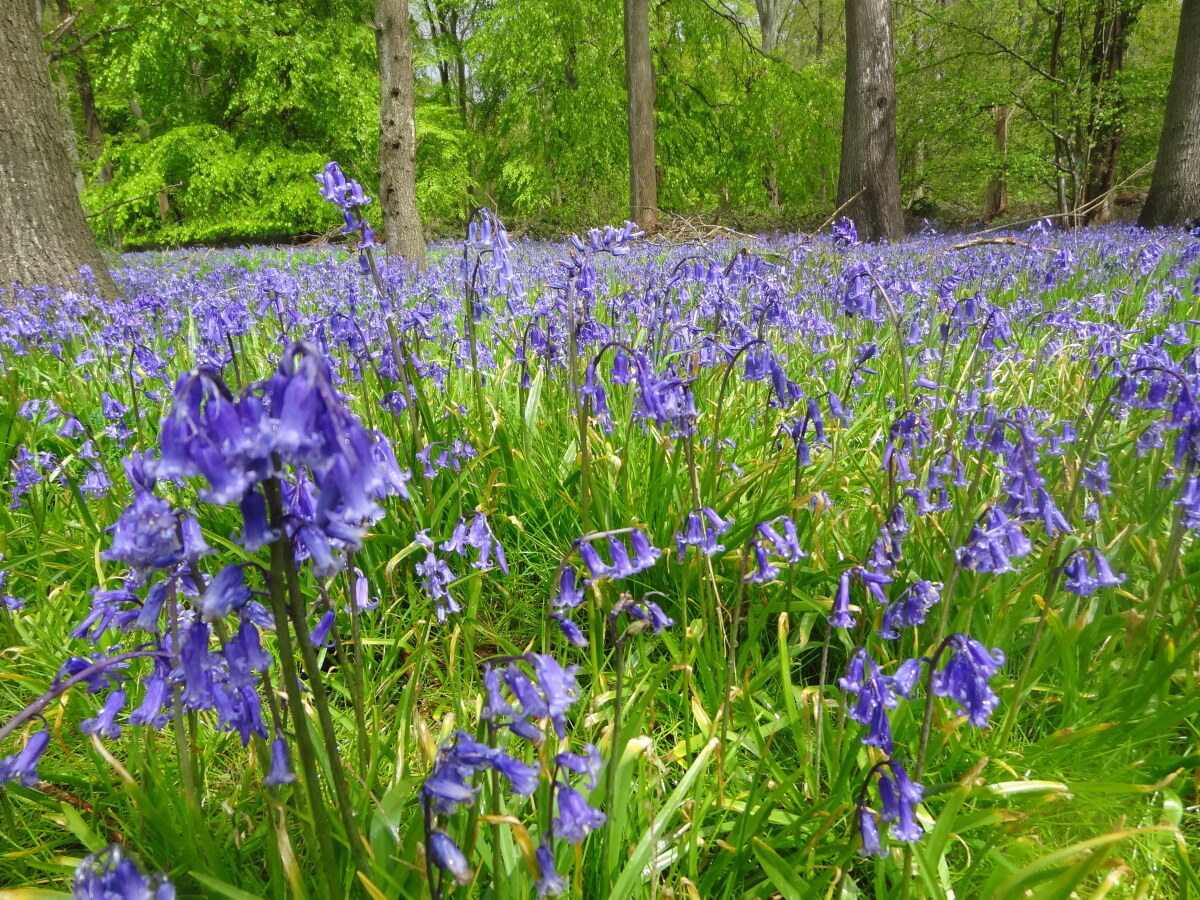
[1,176,1199,899]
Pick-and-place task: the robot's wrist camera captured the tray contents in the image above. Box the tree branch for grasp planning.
[50,24,133,61]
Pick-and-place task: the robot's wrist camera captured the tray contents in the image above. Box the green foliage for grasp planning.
[43,0,1184,245]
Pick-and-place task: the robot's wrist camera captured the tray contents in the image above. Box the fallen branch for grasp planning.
[86,183,182,218]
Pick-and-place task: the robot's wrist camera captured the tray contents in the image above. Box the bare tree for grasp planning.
[836,0,904,240]
[376,0,426,262]
[1,0,116,295]
[624,0,657,230]
[1140,0,1200,227]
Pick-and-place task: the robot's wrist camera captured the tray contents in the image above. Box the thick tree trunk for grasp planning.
[1140,0,1200,227]
[984,105,1011,220]
[836,0,904,241]
[1082,2,1138,225]
[624,0,657,230]
[375,0,426,263]
[0,0,115,296]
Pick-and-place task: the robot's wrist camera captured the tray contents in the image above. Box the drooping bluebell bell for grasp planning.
[264,734,297,786]
[429,831,474,886]
[103,491,210,573]
[878,760,924,843]
[931,634,1006,727]
[535,841,567,897]
[957,507,1033,574]
[839,648,920,753]
[197,564,251,621]
[1061,547,1126,597]
[416,549,459,623]
[674,506,732,560]
[72,844,175,900]
[80,689,127,740]
[442,512,509,574]
[555,744,602,790]
[878,580,941,639]
[553,782,606,844]
[0,728,50,787]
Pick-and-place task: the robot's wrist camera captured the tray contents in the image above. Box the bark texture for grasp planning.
[836,0,904,241]
[1140,0,1200,227]
[984,105,1011,220]
[375,0,426,263]
[624,0,657,230]
[1,0,115,296]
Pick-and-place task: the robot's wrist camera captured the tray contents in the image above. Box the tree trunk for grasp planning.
[55,0,110,184]
[129,97,170,222]
[0,0,115,295]
[984,105,1011,220]
[1140,0,1200,227]
[757,0,782,209]
[375,0,426,263]
[624,0,657,230]
[836,0,904,241]
[1082,1,1138,225]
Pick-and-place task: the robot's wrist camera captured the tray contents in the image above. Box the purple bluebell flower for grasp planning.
[553,782,606,844]
[80,689,126,740]
[103,492,209,572]
[198,564,251,621]
[857,805,886,857]
[878,580,941,639]
[72,844,175,900]
[429,831,473,886]
[0,728,50,787]
[675,507,731,559]
[309,609,336,648]
[416,550,459,623]
[931,634,1006,727]
[551,612,588,648]
[828,570,856,628]
[878,761,924,843]
[264,734,297,786]
[555,744,602,790]
[553,567,585,610]
[535,841,567,897]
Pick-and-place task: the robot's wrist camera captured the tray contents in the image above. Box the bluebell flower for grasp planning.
[553,782,606,844]
[309,609,336,648]
[553,567,585,610]
[551,612,588,648]
[81,689,126,740]
[103,492,209,572]
[828,570,856,628]
[878,580,941,639]
[931,634,1005,727]
[0,728,50,787]
[675,507,731,559]
[416,550,459,623]
[555,744,602,790]
[264,734,297,786]
[878,761,924,843]
[72,844,175,900]
[198,564,251,621]
[857,805,886,857]
[429,831,473,886]
[535,841,567,897]
[490,750,541,795]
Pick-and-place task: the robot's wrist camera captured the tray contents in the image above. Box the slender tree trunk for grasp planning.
[1140,0,1200,227]
[984,105,1011,220]
[816,0,825,58]
[1,0,115,295]
[129,97,170,223]
[624,0,657,230]
[375,0,426,263]
[758,0,783,210]
[1047,6,1070,222]
[1082,1,1138,225]
[55,0,109,183]
[836,0,904,241]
